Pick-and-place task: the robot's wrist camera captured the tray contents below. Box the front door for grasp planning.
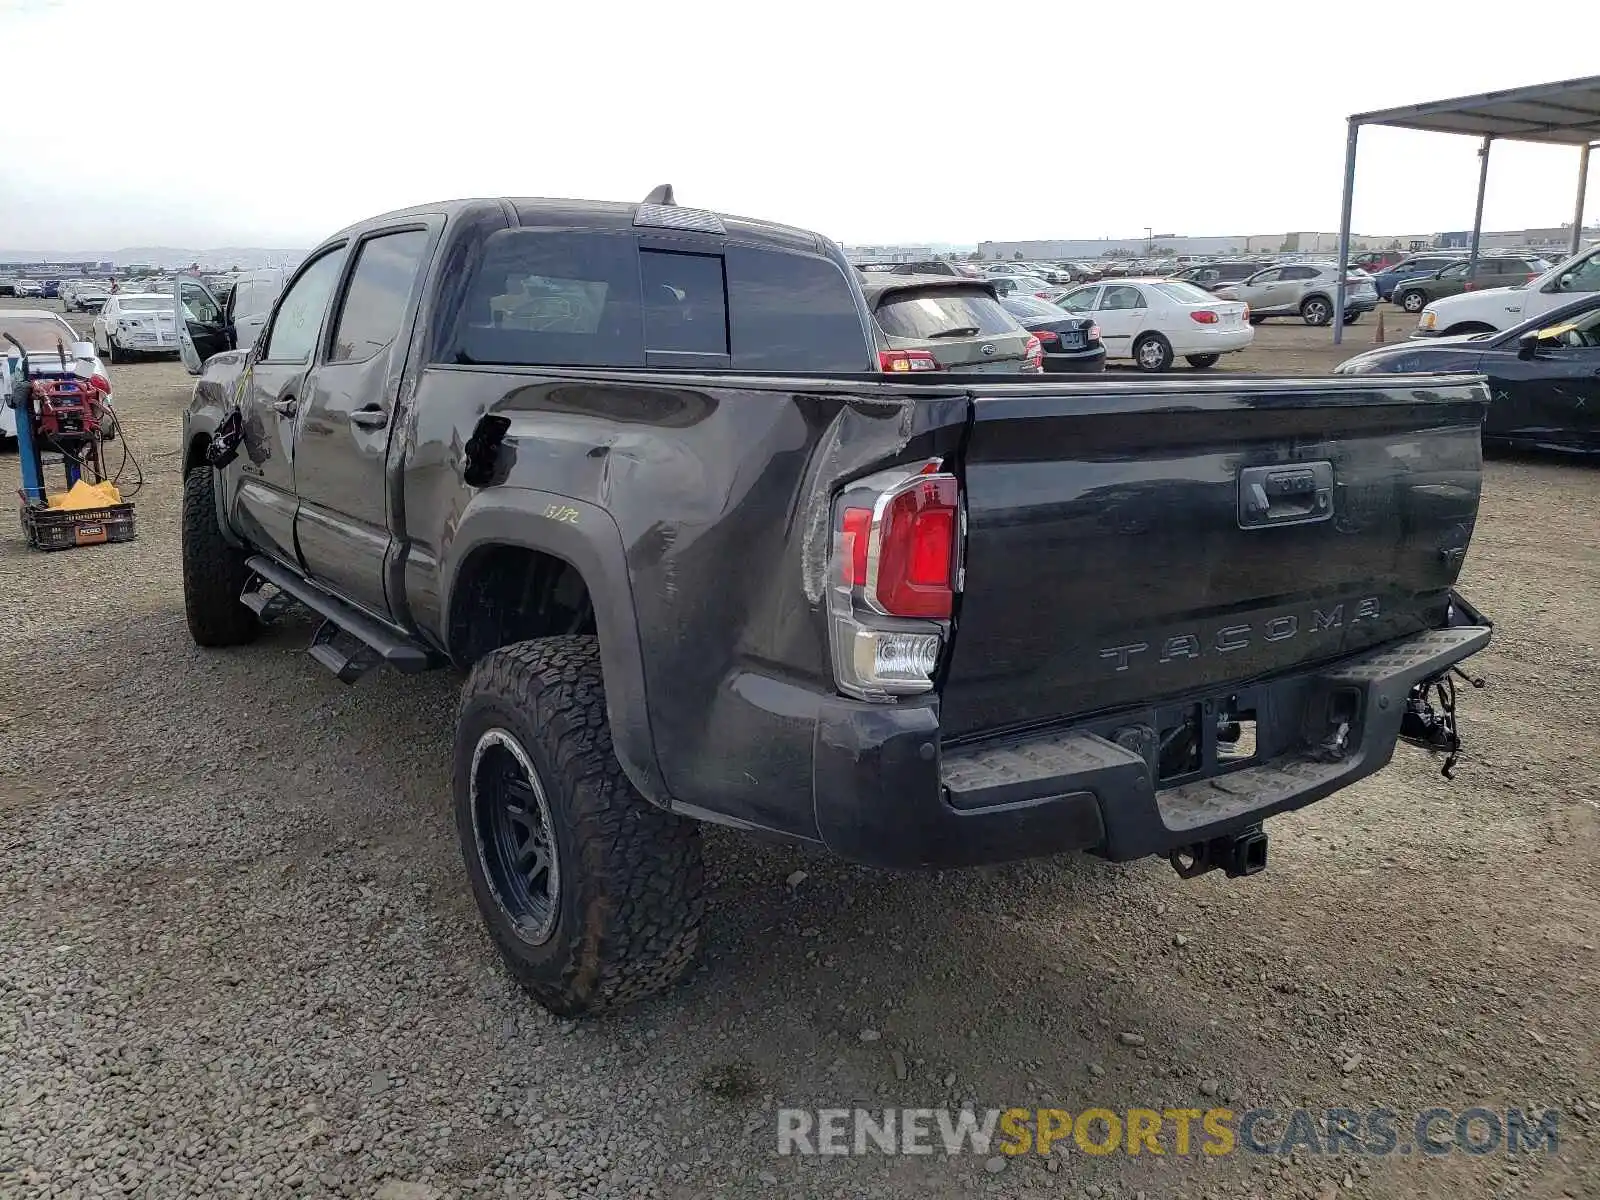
[229,247,347,566]
[292,224,435,617]
[174,274,232,375]
[1491,309,1600,452]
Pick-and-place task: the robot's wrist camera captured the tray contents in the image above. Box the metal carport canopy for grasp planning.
[1333,74,1600,344]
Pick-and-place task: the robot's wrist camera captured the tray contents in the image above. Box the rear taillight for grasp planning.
[1034,291,1051,299]
[878,348,941,373]
[828,465,962,700]
[1033,329,1060,344]
[89,373,111,395]
[1190,310,1219,324]
[1242,306,1250,322]
[1527,273,1538,283]
[1024,335,1043,372]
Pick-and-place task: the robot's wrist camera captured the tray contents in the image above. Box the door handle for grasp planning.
[349,406,388,430]
[272,397,297,417]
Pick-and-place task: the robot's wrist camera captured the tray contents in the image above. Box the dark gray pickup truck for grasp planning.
[179,188,1493,1015]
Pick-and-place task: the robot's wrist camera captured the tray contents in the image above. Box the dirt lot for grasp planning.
[1,304,1597,1200]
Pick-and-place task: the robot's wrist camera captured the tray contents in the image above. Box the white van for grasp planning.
[173,267,289,375]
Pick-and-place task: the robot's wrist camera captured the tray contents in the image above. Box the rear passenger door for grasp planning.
[1093,284,1148,353]
[293,223,437,617]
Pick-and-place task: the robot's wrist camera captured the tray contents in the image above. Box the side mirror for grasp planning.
[1517,331,1541,360]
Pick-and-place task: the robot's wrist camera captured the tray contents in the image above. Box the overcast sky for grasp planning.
[2,0,1596,251]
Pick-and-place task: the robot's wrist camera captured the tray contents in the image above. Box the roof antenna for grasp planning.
[642,184,676,206]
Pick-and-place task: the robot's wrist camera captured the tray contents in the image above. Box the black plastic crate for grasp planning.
[20,502,137,551]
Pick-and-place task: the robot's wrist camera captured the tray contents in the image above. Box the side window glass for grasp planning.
[1252,269,1280,285]
[1558,254,1600,293]
[180,281,220,325]
[726,248,868,372]
[1101,285,1144,310]
[263,251,345,362]
[640,251,728,356]
[449,230,644,368]
[1060,286,1099,310]
[328,230,430,364]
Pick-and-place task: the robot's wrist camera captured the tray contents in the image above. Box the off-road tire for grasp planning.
[181,465,258,647]
[454,636,705,1016]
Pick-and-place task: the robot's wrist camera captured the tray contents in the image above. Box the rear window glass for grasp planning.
[0,315,78,353]
[1000,296,1066,320]
[640,250,727,356]
[119,297,170,311]
[874,287,1017,339]
[453,230,644,367]
[1152,281,1213,304]
[726,248,869,372]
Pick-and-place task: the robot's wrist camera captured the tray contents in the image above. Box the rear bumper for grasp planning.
[810,609,1491,869]
[1345,296,1378,313]
[1042,347,1107,372]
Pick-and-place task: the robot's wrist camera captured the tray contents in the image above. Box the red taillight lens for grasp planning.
[840,507,871,585]
[1088,323,1101,341]
[1190,310,1219,324]
[1034,291,1051,299]
[1023,335,1043,371]
[872,475,958,618]
[878,348,941,373]
[1033,329,1060,344]
[1527,273,1538,283]
[89,373,111,394]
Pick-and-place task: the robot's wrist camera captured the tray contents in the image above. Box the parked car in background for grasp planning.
[92,294,181,361]
[863,274,1041,373]
[1217,263,1376,326]
[988,274,1055,298]
[1354,250,1406,273]
[0,309,115,447]
[1338,291,1600,455]
[1169,260,1272,293]
[1370,253,1466,301]
[173,266,289,374]
[13,279,43,299]
[1414,242,1600,337]
[1051,278,1252,370]
[997,295,1105,372]
[61,281,111,312]
[1391,255,1551,314]
[887,259,985,278]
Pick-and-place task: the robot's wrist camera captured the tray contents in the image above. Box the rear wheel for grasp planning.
[1186,354,1220,369]
[1399,289,1427,314]
[181,465,258,647]
[1301,296,1333,327]
[1342,312,1361,325]
[1132,333,1174,372]
[455,636,705,1016]
[1248,315,1265,325]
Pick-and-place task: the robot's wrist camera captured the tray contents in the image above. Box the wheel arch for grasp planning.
[1440,321,1497,336]
[441,490,669,809]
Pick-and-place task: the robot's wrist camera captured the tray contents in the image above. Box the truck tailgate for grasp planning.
[940,377,1489,739]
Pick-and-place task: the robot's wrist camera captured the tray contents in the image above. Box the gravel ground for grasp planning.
[1,303,1596,1199]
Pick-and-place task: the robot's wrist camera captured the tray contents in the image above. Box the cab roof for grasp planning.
[328,194,825,255]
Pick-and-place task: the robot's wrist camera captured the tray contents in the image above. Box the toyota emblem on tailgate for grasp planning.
[980,343,997,356]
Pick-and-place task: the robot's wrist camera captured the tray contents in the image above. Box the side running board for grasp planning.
[242,555,441,683]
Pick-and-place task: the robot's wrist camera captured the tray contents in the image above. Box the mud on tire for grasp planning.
[454,635,705,1016]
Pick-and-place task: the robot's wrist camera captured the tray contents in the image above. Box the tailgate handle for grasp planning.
[1237,462,1334,529]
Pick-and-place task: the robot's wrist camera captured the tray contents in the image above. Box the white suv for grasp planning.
[1414,243,1600,338]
